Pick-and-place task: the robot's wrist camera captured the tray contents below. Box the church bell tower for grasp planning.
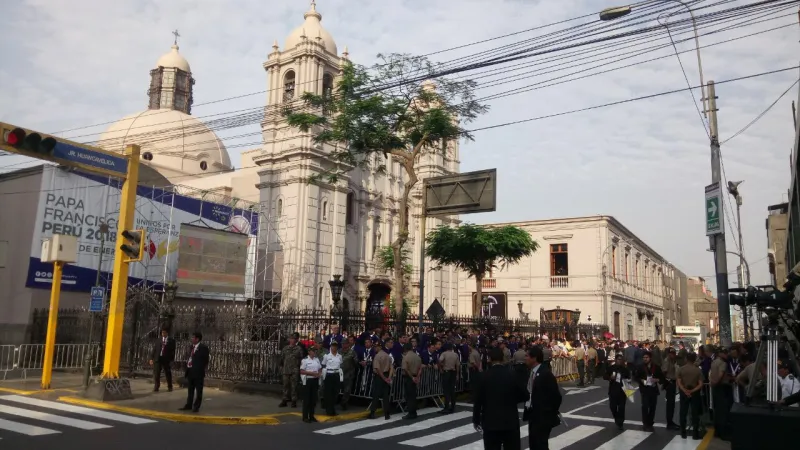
[254,1,350,309]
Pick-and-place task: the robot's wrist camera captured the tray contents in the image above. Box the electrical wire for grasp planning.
[0,64,795,195]
[721,77,800,145]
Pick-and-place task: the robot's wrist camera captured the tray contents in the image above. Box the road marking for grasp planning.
[541,424,604,450]
[0,404,111,430]
[314,407,437,435]
[0,395,156,424]
[565,386,601,395]
[0,417,59,436]
[355,411,472,440]
[595,429,650,449]
[663,434,702,449]
[562,413,667,428]
[399,423,475,447]
[563,397,608,414]
[451,425,529,450]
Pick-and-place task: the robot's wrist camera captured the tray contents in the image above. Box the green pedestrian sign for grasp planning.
[705,182,723,236]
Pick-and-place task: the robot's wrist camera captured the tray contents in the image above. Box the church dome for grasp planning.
[97,109,232,184]
[156,44,191,72]
[284,1,337,55]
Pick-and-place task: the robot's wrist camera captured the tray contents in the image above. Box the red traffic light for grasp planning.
[5,128,25,147]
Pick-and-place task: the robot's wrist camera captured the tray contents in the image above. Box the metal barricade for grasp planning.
[0,345,16,380]
[15,344,100,379]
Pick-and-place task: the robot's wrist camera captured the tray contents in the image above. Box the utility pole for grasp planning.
[708,81,733,347]
[727,181,748,341]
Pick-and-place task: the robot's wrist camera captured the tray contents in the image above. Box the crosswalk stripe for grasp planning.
[0,417,59,436]
[530,424,604,450]
[399,423,475,447]
[663,434,702,450]
[450,425,529,450]
[356,411,472,440]
[595,429,650,450]
[0,395,156,424]
[0,404,111,430]
[314,407,438,435]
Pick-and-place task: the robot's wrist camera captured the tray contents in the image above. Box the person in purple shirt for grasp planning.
[323,324,343,349]
[357,338,375,365]
[422,341,439,366]
[391,335,407,367]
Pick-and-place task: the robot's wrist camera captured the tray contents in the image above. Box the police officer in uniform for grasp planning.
[779,361,799,402]
[467,340,483,403]
[586,343,598,385]
[439,343,460,414]
[279,335,303,408]
[368,338,394,420]
[401,343,423,419]
[300,346,322,423]
[677,352,703,440]
[574,344,586,387]
[661,347,680,430]
[321,341,343,416]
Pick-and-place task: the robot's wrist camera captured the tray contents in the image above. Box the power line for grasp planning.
[0,64,795,196]
[721,76,800,144]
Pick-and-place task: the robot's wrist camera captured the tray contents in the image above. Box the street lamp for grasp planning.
[600,1,707,115]
[329,275,345,309]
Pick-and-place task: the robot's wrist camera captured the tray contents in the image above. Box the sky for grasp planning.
[1,0,798,294]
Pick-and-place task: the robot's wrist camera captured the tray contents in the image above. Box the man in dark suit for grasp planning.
[473,347,528,450]
[634,350,664,431]
[180,332,210,413]
[149,328,176,392]
[524,346,562,450]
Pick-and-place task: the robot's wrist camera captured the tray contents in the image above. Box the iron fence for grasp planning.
[28,303,603,385]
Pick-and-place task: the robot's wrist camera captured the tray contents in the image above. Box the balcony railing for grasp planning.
[482,279,497,289]
[550,276,569,288]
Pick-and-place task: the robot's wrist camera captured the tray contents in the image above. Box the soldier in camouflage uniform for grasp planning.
[339,337,359,409]
[279,335,303,407]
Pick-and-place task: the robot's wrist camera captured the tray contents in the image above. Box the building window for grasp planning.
[346,192,355,225]
[318,285,324,308]
[624,252,630,282]
[322,200,328,221]
[283,70,296,102]
[550,243,568,288]
[199,161,208,171]
[322,73,334,97]
[142,152,153,161]
[611,245,617,277]
[277,199,283,216]
[635,257,640,286]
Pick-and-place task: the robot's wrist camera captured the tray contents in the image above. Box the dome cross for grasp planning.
[172,29,181,45]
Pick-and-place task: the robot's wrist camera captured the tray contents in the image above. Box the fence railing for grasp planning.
[0,344,101,379]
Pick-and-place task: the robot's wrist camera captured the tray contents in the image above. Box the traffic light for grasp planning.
[120,229,145,262]
[3,127,57,156]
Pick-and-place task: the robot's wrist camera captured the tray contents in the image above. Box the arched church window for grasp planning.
[318,285,324,308]
[277,199,283,216]
[322,73,333,97]
[322,201,328,221]
[199,161,208,171]
[345,192,355,225]
[283,71,296,102]
[142,152,153,161]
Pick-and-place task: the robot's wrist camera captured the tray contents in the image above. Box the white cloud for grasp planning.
[0,0,797,294]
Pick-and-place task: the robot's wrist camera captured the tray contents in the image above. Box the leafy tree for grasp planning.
[284,54,488,315]
[425,224,539,316]
[375,245,412,276]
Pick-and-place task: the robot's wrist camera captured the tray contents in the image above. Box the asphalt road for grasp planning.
[0,380,708,450]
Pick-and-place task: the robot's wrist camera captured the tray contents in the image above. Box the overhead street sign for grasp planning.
[0,122,129,177]
[423,169,497,216]
[705,182,723,236]
[89,286,105,313]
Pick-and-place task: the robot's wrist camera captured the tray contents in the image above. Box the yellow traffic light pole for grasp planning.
[101,144,140,378]
[40,261,64,389]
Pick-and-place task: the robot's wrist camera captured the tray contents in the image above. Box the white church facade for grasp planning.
[95,2,460,313]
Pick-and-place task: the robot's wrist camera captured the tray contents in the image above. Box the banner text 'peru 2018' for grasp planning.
[26,166,258,294]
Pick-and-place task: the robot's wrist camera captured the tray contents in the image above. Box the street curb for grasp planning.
[0,386,81,396]
[0,387,38,395]
[697,427,715,450]
[291,410,376,422]
[57,396,281,425]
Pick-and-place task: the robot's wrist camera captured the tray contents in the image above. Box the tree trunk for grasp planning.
[392,163,418,317]
[474,274,483,317]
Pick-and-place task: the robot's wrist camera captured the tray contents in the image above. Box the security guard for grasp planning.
[677,352,703,440]
[368,338,394,420]
[661,347,680,430]
[278,335,303,408]
[575,343,586,387]
[512,341,528,387]
[439,343,460,414]
[779,361,799,403]
[401,342,423,419]
[467,340,483,403]
[586,343,598,385]
[321,341,343,416]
